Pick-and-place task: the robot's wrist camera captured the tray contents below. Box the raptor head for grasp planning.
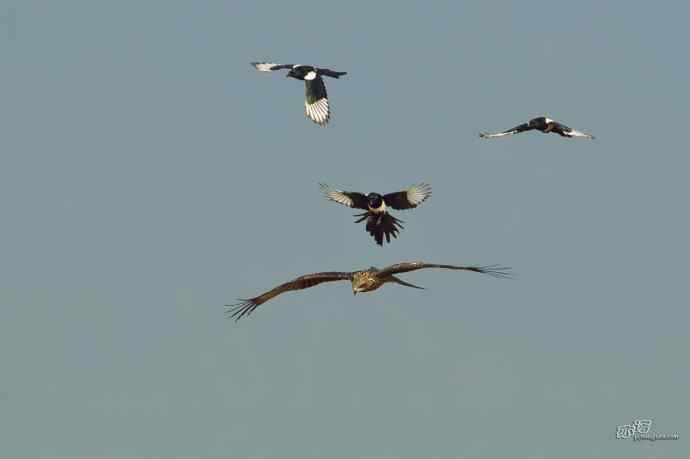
[352,269,379,295]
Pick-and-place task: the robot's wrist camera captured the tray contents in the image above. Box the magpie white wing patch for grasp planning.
[251,62,282,72]
[479,131,516,139]
[564,128,594,139]
[304,71,317,80]
[406,183,432,206]
[319,184,354,207]
[305,98,330,126]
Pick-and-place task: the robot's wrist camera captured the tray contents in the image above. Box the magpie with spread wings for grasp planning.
[227,262,511,321]
[480,116,594,139]
[251,62,347,126]
[319,183,432,246]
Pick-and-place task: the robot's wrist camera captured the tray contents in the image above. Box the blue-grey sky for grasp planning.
[1,1,688,458]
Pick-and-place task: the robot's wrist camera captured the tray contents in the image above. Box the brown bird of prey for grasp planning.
[479,116,594,139]
[319,183,432,246]
[226,261,511,321]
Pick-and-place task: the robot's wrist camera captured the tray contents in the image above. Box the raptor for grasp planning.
[227,261,511,321]
[251,62,347,126]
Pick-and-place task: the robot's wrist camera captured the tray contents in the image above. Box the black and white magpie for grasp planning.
[319,183,432,246]
[480,116,594,139]
[251,62,347,126]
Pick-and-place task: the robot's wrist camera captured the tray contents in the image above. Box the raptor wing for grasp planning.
[227,271,353,321]
[378,261,512,279]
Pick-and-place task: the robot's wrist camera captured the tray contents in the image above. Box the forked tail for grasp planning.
[389,275,425,290]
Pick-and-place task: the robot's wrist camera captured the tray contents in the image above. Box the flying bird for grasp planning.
[227,261,511,321]
[251,62,347,126]
[479,116,594,139]
[319,183,432,246]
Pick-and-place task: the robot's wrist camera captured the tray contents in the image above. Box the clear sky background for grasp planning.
[1,1,688,458]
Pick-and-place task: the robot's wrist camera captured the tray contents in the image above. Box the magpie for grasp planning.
[251,62,347,126]
[227,261,511,321]
[319,183,432,246]
[480,116,594,139]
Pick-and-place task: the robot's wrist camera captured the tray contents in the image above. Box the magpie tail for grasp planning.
[354,212,404,246]
[354,212,369,224]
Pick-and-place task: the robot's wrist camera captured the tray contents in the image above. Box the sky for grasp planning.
[1,1,688,458]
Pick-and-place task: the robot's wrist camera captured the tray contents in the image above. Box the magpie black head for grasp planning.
[367,193,383,208]
[287,65,314,80]
[529,117,547,127]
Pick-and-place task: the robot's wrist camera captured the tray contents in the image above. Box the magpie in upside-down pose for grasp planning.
[226,261,511,321]
[319,183,432,246]
[479,116,594,139]
[251,62,347,126]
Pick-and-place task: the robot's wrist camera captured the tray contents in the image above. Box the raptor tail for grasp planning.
[390,275,425,290]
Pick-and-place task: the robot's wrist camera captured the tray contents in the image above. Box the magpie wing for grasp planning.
[383,183,432,210]
[304,75,330,125]
[553,121,594,139]
[251,62,294,72]
[319,183,368,210]
[480,121,533,138]
[318,68,348,78]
